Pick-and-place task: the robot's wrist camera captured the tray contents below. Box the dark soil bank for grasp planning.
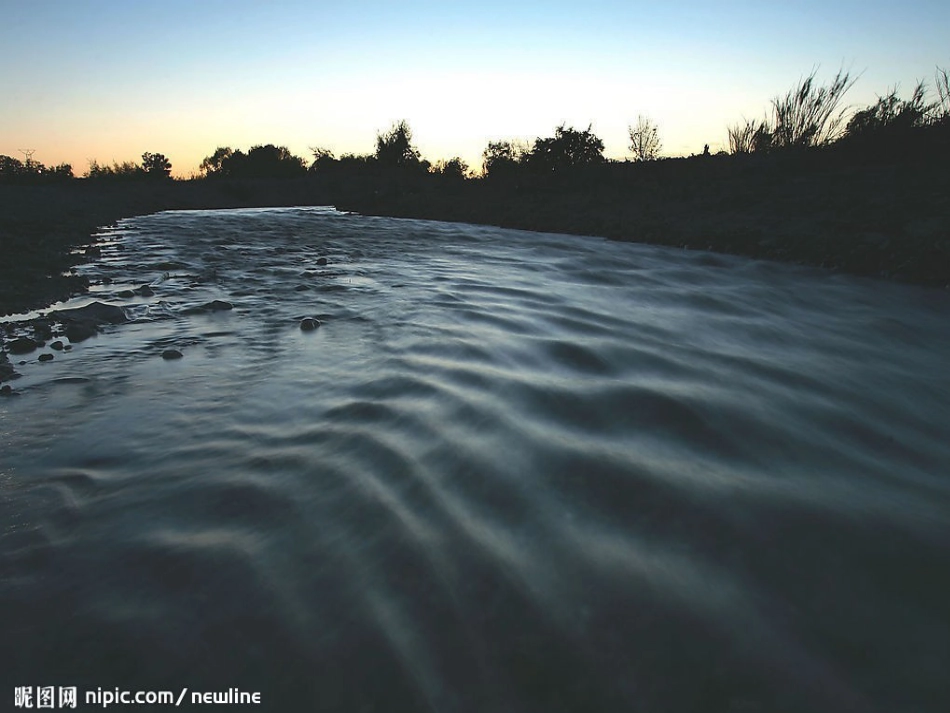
[339,150,950,288]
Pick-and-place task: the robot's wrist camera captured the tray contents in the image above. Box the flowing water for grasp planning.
[2,207,949,712]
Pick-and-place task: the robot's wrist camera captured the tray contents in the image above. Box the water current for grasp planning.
[2,207,949,712]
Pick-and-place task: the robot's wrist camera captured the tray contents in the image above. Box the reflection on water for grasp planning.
[2,207,949,712]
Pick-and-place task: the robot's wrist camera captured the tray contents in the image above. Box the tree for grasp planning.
[205,145,307,178]
[432,157,469,181]
[242,144,307,178]
[527,124,605,172]
[375,120,422,168]
[629,115,662,161]
[482,139,528,178]
[200,147,233,176]
[308,146,336,174]
[141,152,172,178]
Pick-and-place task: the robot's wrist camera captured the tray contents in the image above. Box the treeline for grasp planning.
[3,65,948,187]
[0,152,172,184]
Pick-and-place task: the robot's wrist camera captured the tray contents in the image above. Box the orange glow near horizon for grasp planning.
[2,2,948,178]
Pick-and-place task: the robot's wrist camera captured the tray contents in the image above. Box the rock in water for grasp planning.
[65,322,97,343]
[300,318,321,331]
[54,301,128,325]
[184,300,234,314]
[8,337,38,355]
[38,353,54,362]
[162,349,183,360]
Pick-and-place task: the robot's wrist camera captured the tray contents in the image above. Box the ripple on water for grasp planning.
[2,207,949,712]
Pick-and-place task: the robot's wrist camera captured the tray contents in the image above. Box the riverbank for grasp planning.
[2,149,948,320]
[0,179,330,317]
[338,150,950,288]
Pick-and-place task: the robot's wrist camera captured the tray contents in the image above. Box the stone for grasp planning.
[0,385,13,396]
[162,349,183,360]
[65,322,97,343]
[50,340,65,351]
[38,353,54,362]
[8,337,38,355]
[316,257,329,266]
[118,289,135,298]
[32,319,54,340]
[135,285,155,297]
[54,301,128,325]
[300,318,321,331]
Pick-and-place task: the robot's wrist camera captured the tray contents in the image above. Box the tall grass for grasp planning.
[769,68,856,148]
[935,66,950,121]
[729,68,856,153]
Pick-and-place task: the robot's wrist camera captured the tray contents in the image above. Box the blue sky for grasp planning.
[1,0,948,175]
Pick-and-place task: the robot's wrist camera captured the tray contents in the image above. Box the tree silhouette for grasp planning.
[375,120,423,168]
[482,139,528,178]
[141,152,172,178]
[201,145,306,179]
[200,147,233,176]
[433,157,469,181]
[528,124,605,172]
[629,116,661,161]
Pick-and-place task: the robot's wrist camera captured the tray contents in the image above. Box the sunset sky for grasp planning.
[2,0,947,176]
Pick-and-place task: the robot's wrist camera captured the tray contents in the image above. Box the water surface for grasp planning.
[3,207,949,712]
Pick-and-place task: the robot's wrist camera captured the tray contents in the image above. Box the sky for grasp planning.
[1,0,948,176]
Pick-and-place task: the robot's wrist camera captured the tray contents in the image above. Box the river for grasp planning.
[2,207,949,712]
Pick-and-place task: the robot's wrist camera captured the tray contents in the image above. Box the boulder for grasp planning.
[300,318,321,331]
[54,301,128,326]
[38,353,54,362]
[8,337,38,355]
[65,322,97,343]
[184,299,234,314]
[162,349,183,360]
